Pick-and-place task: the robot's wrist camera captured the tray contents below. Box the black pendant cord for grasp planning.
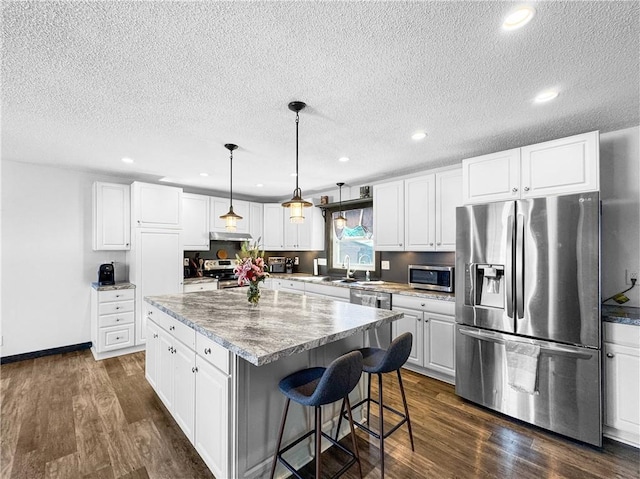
[229,150,233,210]
[294,111,300,195]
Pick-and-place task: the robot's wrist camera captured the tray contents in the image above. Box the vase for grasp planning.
[247,282,261,305]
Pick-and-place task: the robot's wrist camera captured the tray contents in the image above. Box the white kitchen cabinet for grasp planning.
[210,196,250,234]
[145,320,161,390]
[183,281,218,293]
[392,295,456,383]
[283,206,324,251]
[604,322,640,448]
[462,131,599,204]
[263,203,285,250]
[404,175,436,251]
[130,229,183,345]
[434,168,463,251]
[92,182,131,250]
[373,180,405,251]
[182,193,210,251]
[90,285,139,360]
[131,182,182,229]
[304,282,350,302]
[173,338,196,442]
[249,202,264,244]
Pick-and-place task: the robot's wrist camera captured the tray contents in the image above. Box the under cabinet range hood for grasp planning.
[209,231,254,242]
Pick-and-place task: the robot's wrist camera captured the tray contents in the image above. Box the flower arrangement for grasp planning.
[234,240,269,304]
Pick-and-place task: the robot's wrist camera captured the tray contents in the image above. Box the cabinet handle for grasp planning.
[168,346,172,352]
[115,306,121,310]
[192,367,196,373]
[421,303,425,307]
[429,243,434,246]
[399,243,403,246]
[524,187,530,192]
[115,294,121,298]
[512,187,518,192]
[424,319,429,323]
[126,243,129,247]
[437,242,441,245]
[148,311,153,315]
[169,325,175,331]
[137,220,141,224]
[115,336,121,340]
[153,334,158,339]
[116,318,121,322]
[204,347,212,355]
[606,353,614,358]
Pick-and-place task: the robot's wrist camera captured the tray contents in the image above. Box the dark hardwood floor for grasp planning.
[1,350,638,478]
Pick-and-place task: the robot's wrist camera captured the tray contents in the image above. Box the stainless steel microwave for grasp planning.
[408,265,454,292]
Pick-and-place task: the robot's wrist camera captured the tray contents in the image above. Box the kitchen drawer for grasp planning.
[196,333,230,374]
[99,300,134,315]
[99,311,134,328]
[393,294,455,316]
[304,282,350,300]
[147,305,195,349]
[99,324,134,351]
[604,322,640,348]
[99,289,135,303]
[184,281,218,293]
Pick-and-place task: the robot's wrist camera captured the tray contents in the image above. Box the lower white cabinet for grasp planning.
[604,322,640,448]
[145,306,232,477]
[391,295,456,383]
[91,285,141,360]
[183,281,218,293]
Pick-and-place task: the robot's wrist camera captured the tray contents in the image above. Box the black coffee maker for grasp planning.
[98,263,115,285]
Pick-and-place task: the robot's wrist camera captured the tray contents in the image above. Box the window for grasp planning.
[330,206,375,272]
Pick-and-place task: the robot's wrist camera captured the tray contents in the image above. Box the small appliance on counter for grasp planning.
[285,257,293,274]
[268,257,286,273]
[98,263,115,286]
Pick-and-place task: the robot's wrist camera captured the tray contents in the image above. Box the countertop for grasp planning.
[602,305,640,326]
[145,288,403,366]
[269,273,456,302]
[91,282,135,291]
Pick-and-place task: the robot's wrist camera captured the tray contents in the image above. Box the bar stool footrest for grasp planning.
[346,397,409,440]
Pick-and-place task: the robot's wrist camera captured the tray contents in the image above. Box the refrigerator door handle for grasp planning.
[505,215,514,319]
[515,214,525,319]
[458,327,596,360]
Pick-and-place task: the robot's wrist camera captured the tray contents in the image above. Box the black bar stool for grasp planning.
[336,332,414,478]
[270,351,364,479]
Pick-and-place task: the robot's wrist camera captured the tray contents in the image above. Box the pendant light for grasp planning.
[220,143,242,231]
[282,101,312,223]
[335,182,347,229]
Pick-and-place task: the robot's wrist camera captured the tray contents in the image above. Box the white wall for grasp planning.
[1,161,128,357]
[600,126,640,307]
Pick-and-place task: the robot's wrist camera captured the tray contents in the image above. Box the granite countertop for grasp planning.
[145,289,403,366]
[269,273,455,302]
[602,304,640,326]
[91,282,135,291]
[183,277,218,285]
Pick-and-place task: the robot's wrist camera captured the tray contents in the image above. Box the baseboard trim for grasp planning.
[1,342,92,364]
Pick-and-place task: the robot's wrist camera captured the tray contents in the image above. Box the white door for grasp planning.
[249,202,264,244]
[604,342,640,442]
[391,307,423,367]
[145,320,161,390]
[173,340,196,442]
[93,182,131,250]
[182,193,210,250]
[405,175,436,251]
[283,219,299,249]
[195,356,230,479]
[135,229,182,344]
[435,169,463,251]
[209,196,230,232]
[263,203,284,250]
[157,329,174,410]
[462,149,520,204]
[521,131,599,198]
[373,180,405,251]
[424,313,456,377]
[132,182,182,228]
[233,200,251,234]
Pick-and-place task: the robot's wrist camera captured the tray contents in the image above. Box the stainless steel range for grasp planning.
[203,259,241,289]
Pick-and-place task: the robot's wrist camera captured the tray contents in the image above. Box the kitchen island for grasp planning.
[144,288,403,479]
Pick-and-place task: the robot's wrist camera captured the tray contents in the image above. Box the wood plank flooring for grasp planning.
[1,350,638,479]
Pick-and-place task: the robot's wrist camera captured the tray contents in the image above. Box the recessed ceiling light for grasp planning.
[121,157,134,163]
[534,89,559,103]
[503,6,535,30]
[200,173,209,177]
[256,183,264,187]
[338,157,350,162]
[411,131,427,141]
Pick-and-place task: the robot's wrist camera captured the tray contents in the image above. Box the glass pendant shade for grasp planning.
[334,182,347,228]
[220,143,242,231]
[282,101,312,223]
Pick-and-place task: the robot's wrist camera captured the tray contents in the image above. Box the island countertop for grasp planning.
[145,288,404,366]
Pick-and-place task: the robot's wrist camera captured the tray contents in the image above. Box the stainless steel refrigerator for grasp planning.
[455,191,601,446]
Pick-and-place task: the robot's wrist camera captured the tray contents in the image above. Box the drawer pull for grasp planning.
[606,353,614,358]
[148,311,153,315]
[169,325,175,331]
[168,346,173,352]
[116,318,121,322]
[115,294,121,298]
[115,336,121,340]
[204,347,212,355]
[153,334,158,339]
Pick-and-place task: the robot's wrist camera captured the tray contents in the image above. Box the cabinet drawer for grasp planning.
[145,305,195,348]
[99,311,134,328]
[184,281,218,293]
[304,283,350,300]
[99,289,135,303]
[393,294,455,316]
[99,300,134,315]
[604,322,640,348]
[196,333,230,374]
[99,324,134,351]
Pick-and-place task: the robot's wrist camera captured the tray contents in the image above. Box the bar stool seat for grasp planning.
[270,351,364,479]
[337,332,415,478]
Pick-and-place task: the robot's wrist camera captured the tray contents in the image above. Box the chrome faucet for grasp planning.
[343,255,352,278]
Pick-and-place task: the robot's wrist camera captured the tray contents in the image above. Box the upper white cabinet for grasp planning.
[462,131,599,204]
[377,169,462,252]
[92,182,131,250]
[263,202,323,251]
[373,180,405,251]
[604,322,640,448]
[182,193,210,251]
[132,182,182,229]
[210,196,250,234]
[249,202,264,244]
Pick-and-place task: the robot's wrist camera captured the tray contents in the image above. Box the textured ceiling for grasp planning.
[2,1,639,200]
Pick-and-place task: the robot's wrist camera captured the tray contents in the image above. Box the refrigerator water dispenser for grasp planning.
[476,264,504,309]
